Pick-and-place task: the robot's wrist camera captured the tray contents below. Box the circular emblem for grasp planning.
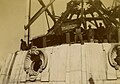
[108,44,120,70]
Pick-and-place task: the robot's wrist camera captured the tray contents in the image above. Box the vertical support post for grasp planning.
[66,32,70,44]
[83,9,87,30]
[45,11,50,30]
[81,0,84,18]
[50,0,55,17]
[28,28,30,46]
[28,0,31,46]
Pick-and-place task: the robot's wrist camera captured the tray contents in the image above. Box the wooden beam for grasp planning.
[84,17,103,20]
[38,0,56,22]
[90,13,99,28]
[24,0,55,30]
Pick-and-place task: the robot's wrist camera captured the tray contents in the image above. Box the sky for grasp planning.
[0,0,26,63]
[0,0,113,64]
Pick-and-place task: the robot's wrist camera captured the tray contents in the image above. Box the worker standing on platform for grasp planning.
[74,25,84,44]
[97,23,105,43]
[20,39,27,51]
[107,24,113,43]
[87,25,94,42]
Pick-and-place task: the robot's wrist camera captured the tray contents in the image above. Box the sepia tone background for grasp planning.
[0,0,113,67]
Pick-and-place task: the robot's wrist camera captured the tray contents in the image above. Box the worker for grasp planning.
[20,39,27,51]
[87,25,94,42]
[74,25,84,44]
[89,77,95,84]
[107,24,113,43]
[97,23,105,43]
[89,73,95,84]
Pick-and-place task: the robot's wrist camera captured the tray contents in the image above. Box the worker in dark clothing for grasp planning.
[74,25,84,44]
[107,25,113,43]
[87,25,94,42]
[97,23,105,43]
[20,39,27,51]
[89,73,95,84]
[89,77,95,84]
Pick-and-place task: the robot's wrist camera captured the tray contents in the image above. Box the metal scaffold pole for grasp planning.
[28,0,31,46]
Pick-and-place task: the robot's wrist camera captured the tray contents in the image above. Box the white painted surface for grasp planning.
[41,47,52,82]
[50,45,67,82]
[70,44,82,71]
[1,43,120,84]
[81,45,87,84]
[19,51,28,83]
[70,71,81,84]
[103,43,117,80]
[9,51,28,83]
[50,82,65,84]
[0,53,14,84]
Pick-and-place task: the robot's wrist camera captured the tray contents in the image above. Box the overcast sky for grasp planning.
[0,0,113,64]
